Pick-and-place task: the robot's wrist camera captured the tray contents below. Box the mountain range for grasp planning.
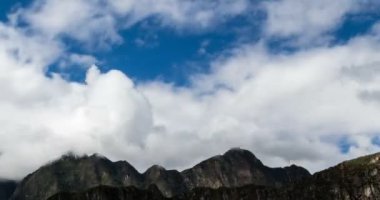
[2,148,380,200]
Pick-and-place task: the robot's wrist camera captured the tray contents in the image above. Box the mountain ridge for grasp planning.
[47,151,380,200]
[9,148,310,200]
[6,148,380,200]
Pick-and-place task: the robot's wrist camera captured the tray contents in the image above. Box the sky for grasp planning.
[1,0,380,180]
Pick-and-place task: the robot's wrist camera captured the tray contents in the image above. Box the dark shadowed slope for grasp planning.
[48,185,166,200]
[0,180,17,200]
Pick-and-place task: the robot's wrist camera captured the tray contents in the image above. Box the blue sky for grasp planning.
[57,6,380,85]
[50,3,380,85]
[1,0,378,86]
[45,5,263,85]
[2,0,380,179]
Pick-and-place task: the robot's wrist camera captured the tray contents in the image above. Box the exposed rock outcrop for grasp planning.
[181,148,310,189]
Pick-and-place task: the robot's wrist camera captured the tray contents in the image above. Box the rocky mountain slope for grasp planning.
[10,148,310,200]
[48,152,380,200]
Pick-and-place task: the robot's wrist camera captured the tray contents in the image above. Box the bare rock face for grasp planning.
[143,165,187,197]
[291,152,380,200]
[176,152,380,200]
[10,148,310,200]
[0,180,17,200]
[10,154,144,200]
[181,148,310,189]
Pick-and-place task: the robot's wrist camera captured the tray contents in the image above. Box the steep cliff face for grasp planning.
[181,148,309,189]
[10,148,310,200]
[143,165,187,197]
[10,154,143,200]
[0,180,17,200]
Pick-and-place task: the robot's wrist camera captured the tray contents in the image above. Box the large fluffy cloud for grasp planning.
[0,23,153,179]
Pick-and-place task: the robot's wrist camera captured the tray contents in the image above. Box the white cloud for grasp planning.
[56,54,98,71]
[68,54,97,67]
[263,0,355,45]
[107,0,249,27]
[13,0,249,47]
[17,0,121,48]
[0,64,153,179]
[138,35,380,173]
[0,22,152,179]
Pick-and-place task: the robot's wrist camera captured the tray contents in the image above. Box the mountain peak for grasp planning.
[223,147,263,166]
[144,165,167,176]
[224,147,255,156]
[148,165,166,171]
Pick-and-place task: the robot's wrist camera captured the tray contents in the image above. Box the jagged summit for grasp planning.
[10,148,310,200]
[8,150,380,200]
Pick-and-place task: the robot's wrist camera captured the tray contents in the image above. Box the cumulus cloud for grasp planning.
[1,0,380,180]
[0,62,153,179]
[0,22,153,179]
